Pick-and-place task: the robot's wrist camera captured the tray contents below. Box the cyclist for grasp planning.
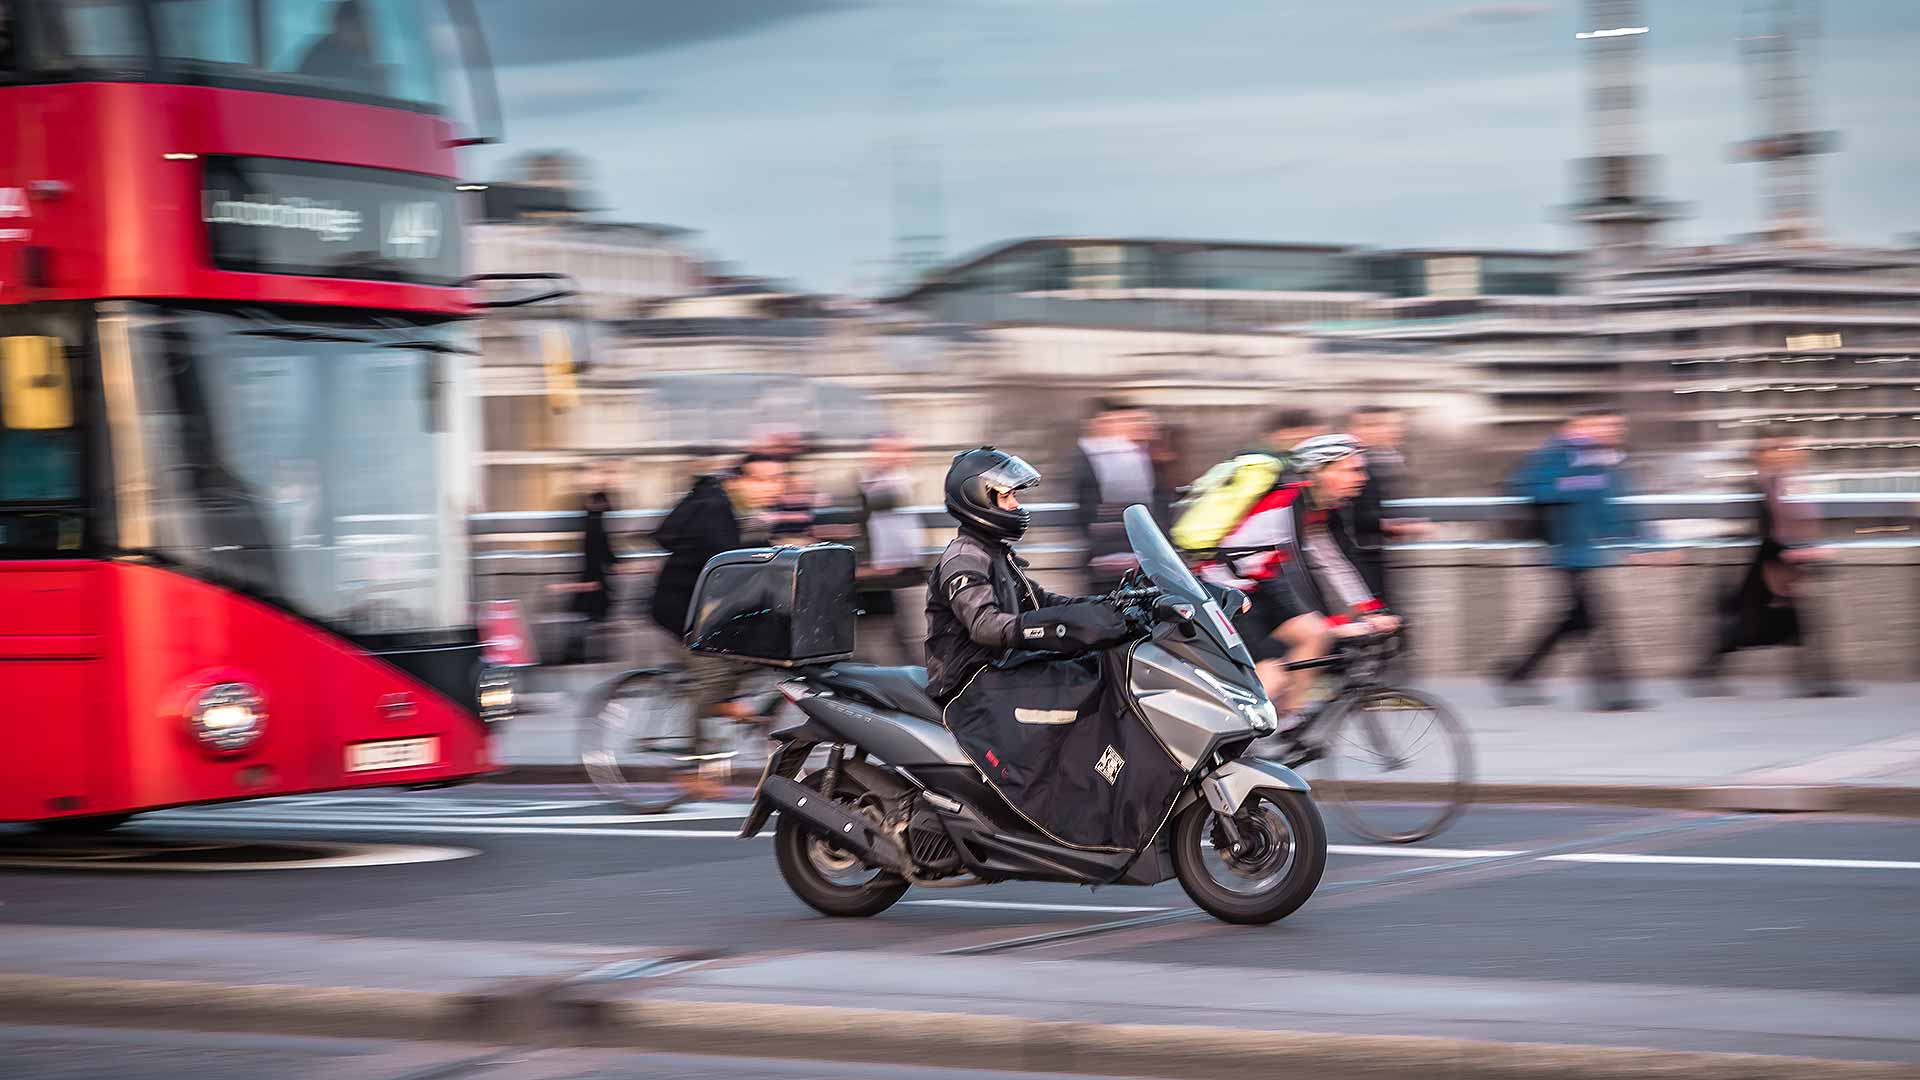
[925,447,1133,703]
[1185,434,1401,721]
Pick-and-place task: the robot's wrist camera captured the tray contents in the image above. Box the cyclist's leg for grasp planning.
[677,652,751,798]
[1269,612,1333,717]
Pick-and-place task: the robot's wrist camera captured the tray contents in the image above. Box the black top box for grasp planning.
[684,544,857,667]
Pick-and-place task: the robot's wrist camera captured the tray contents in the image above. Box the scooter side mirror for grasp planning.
[1153,596,1200,638]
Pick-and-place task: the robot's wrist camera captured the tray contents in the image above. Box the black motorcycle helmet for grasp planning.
[944,446,1041,541]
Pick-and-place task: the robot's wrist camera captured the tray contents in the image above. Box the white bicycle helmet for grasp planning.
[1289,433,1364,472]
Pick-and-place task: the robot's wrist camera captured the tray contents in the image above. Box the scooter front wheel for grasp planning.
[1172,789,1326,925]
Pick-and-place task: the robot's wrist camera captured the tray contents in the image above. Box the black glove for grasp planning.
[1015,602,1132,653]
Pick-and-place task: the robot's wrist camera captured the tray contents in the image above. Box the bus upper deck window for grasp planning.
[264,0,442,109]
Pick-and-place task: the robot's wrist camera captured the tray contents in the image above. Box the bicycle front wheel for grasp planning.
[1316,685,1474,844]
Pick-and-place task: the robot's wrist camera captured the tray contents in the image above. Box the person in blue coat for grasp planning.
[1497,407,1652,711]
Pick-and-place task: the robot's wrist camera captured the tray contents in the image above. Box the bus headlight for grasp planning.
[188,683,266,753]
[478,666,517,725]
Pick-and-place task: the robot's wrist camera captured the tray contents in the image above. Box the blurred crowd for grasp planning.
[554,399,1849,709]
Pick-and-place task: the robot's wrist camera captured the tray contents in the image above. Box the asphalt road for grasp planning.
[3,786,1916,996]
[0,1024,1119,1080]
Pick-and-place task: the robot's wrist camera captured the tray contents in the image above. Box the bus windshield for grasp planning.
[30,0,463,114]
[118,303,475,638]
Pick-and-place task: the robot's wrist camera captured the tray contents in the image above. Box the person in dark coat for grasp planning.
[1071,399,1160,593]
[1691,432,1849,697]
[649,453,786,801]
[561,486,618,664]
[1341,405,1429,604]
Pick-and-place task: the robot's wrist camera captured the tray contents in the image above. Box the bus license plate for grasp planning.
[346,737,440,773]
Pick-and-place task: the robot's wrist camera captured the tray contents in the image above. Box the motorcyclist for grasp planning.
[1193,434,1401,719]
[925,447,1134,702]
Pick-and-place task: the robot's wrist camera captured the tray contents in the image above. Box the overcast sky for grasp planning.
[466,1,1920,294]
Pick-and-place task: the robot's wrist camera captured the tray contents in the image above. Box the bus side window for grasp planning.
[0,334,81,506]
[3,334,73,430]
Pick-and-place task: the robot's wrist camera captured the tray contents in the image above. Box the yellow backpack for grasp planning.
[1170,453,1285,557]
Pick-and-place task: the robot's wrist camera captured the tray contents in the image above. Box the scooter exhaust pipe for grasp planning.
[757,773,914,875]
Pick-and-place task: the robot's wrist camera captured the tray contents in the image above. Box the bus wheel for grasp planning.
[32,813,136,836]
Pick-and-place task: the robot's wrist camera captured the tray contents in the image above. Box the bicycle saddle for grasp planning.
[820,664,941,723]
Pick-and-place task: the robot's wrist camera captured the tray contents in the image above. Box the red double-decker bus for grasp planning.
[0,0,514,830]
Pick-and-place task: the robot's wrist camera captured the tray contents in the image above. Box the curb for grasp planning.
[487,765,1920,817]
[1,974,1916,1080]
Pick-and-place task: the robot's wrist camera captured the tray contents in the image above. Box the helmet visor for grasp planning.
[977,455,1041,495]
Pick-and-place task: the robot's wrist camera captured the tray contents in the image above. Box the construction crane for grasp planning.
[1734,0,1837,243]
[1567,0,1679,261]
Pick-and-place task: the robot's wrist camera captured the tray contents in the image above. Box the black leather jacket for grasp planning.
[923,530,1076,701]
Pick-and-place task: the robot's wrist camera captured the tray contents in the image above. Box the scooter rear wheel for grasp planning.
[774,769,910,918]
[1173,789,1326,925]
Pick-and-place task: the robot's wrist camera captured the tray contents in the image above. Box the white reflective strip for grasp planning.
[1542,853,1920,871]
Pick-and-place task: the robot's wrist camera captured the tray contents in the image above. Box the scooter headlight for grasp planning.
[1240,699,1279,735]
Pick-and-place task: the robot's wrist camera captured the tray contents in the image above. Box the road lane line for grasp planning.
[1329,845,1524,859]
[904,900,1169,914]
[1543,852,1920,870]
[136,819,1526,858]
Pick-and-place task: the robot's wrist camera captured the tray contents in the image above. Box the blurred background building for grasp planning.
[466,0,1920,515]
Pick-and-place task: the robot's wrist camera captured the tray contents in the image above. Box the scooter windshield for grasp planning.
[1123,504,1256,668]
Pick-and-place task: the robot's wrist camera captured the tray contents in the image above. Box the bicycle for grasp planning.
[577,662,793,812]
[1267,631,1475,844]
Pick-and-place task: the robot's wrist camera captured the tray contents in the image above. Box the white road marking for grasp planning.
[117,820,1920,874]
[0,843,477,872]
[903,900,1169,914]
[1542,852,1920,871]
[1329,845,1524,859]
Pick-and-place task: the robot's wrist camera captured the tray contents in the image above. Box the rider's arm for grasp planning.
[938,554,1019,651]
[939,553,1130,655]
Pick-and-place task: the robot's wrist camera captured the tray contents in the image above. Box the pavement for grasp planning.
[3,791,1919,1077]
[500,672,1920,814]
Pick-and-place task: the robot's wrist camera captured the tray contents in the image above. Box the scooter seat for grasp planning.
[822,664,942,723]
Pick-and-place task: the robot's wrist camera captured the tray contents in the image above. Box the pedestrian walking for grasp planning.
[649,454,787,801]
[853,435,925,666]
[1071,398,1160,592]
[558,463,621,665]
[1690,430,1850,698]
[1497,407,1658,712]
[1341,405,1429,606]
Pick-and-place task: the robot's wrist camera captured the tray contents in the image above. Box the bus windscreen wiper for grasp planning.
[379,339,480,356]
[237,327,377,344]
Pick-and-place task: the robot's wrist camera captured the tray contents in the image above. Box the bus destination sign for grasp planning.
[201,156,461,287]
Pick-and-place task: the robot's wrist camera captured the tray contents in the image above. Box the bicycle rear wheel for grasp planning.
[1316,685,1474,844]
[579,667,708,811]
